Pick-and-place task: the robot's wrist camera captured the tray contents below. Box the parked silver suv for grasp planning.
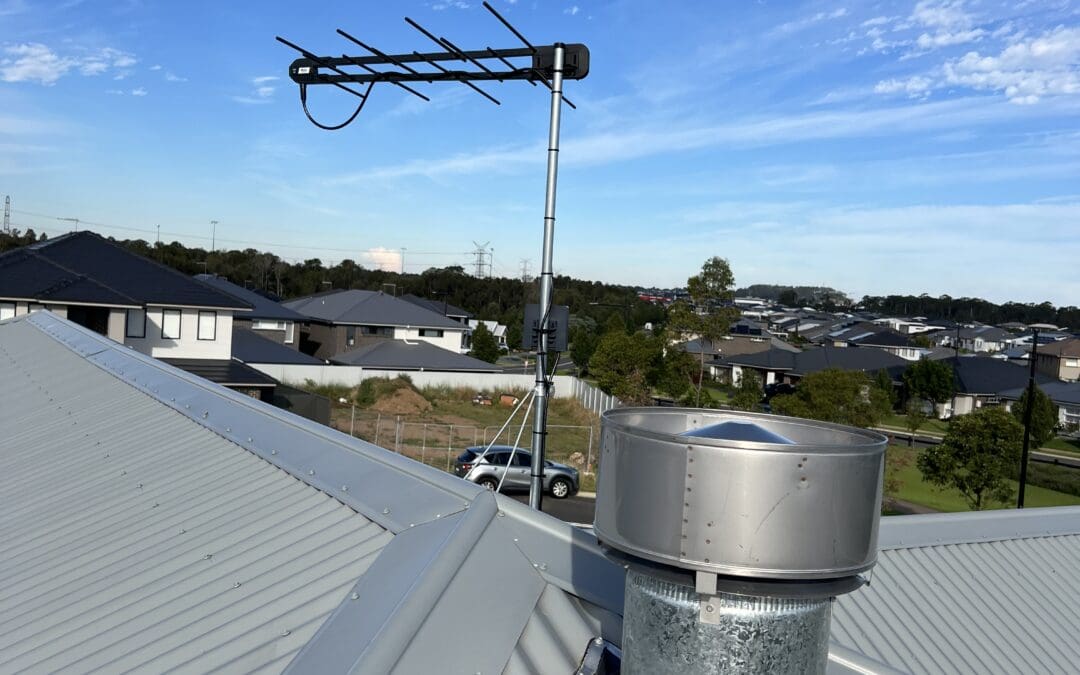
[454,445,580,499]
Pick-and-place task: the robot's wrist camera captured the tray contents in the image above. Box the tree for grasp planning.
[468,322,501,363]
[730,369,763,411]
[589,331,662,405]
[569,325,599,376]
[667,257,738,407]
[917,406,1023,510]
[771,369,892,428]
[655,346,697,403]
[874,368,897,408]
[902,359,954,407]
[1010,385,1058,449]
[903,398,927,447]
[777,288,799,306]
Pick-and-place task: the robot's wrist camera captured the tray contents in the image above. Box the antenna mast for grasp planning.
[277,2,589,512]
[3,196,9,234]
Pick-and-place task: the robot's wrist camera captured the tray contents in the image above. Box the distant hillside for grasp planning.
[735,284,852,307]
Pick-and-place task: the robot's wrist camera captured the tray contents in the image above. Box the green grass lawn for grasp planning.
[882,413,949,435]
[1044,436,1080,456]
[888,445,1080,512]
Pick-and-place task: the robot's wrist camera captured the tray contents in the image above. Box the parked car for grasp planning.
[454,445,579,499]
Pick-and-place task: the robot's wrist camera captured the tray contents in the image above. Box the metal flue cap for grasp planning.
[593,408,887,581]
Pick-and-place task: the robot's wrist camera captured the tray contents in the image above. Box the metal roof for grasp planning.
[283,289,465,330]
[0,232,250,310]
[329,339,500,372]
[195,275,309,321]
[231,327,324,365]
[832,507,1080,674]
[0,312,623,673]
[160,357,280,387]
[399,293,473,320]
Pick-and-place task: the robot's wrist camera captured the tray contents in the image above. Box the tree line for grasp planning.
[859,293,1079,330]
[0,229,665,349]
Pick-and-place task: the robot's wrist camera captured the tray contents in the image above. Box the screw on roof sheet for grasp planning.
[247,437,253,443]
[308,469,315,476]
[120,470,127,476]
[152,502,159,508]
[204,553,213,560]
[202,411,208,418]
[281,629,291,637]
[342,485,349,492]
[226,427,232,433]
[351,592,360,600]
[382,508,391,515]
[271,450,278,455]
[497,511,505,517]
[179,528,186,534]
[232,582,242,589]
[137,483,143,489]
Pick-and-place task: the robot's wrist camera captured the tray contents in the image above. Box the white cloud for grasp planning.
[915,27,984,49]
[874,75,932,98]
[130,87,147,96]
[564,5,580,16]
[234,76,279,104]
[0,43,74,85]
[0,43,138,85]
[149,64,162,71]
[908,0,985,52]
[105,88,124,95]
[774,8,848,35]
[943,26,1080,103]
[912,0,969,30]
[363,247,403,272]
[862,16,894,28]
[164,72,187,82]
[430,1,470,9]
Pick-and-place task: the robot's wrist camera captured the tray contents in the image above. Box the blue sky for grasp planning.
[2,0,1079,304]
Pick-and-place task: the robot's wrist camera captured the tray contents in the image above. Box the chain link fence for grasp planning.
[327,402,600,487]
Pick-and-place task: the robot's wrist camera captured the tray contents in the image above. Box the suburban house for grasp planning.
[196,274,308,349]
[284,289,469,360]
[400,293,472,324]
[0,231,276,398]
[466,318,509,350]
[330,339,500,372]
[1034,338,1080,382]
[846,329,929,361]
[6,311,1079,674]
[934,324,1013,353]
[943,355,1055,417]
[713,345,908,386]
[1001,381,1080,431]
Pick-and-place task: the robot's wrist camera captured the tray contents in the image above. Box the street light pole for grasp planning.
[210,220,218,252]
[1017,329,1040,509]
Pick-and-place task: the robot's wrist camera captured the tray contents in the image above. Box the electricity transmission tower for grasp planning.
[471,240,491,278]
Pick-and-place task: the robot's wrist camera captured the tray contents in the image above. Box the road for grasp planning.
[878,428,1080,469]
[509,493,596,525]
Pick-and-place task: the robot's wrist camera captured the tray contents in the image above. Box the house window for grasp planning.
[419,328,444,338]
[161,309,182,339]
[285,321,295,344]
[0,302,14,321]
[28,303,45,313]
[360,325,393,337]
[346,325,356,346]
[252,319,287,331]
[126,308,146,338]
[1066,359,1079,368]
[197,311,217,340]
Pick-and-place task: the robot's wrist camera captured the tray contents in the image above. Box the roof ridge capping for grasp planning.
[878,505,1080,550]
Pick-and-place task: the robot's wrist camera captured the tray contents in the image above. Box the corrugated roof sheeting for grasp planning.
[0,319,393,673]
[832,527,1080,674]
[505,584,620,675]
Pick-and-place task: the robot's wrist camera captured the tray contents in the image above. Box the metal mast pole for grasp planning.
[529,43,565,511]
[1017,329,1039,508]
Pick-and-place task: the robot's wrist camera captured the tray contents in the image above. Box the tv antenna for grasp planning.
[277,2,589,512]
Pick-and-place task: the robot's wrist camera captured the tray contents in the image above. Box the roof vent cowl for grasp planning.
[594,408,887,675]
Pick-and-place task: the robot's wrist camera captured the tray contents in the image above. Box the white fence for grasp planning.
[570,377,622,415]
[250,363,578,398]
[251,363,623,414]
